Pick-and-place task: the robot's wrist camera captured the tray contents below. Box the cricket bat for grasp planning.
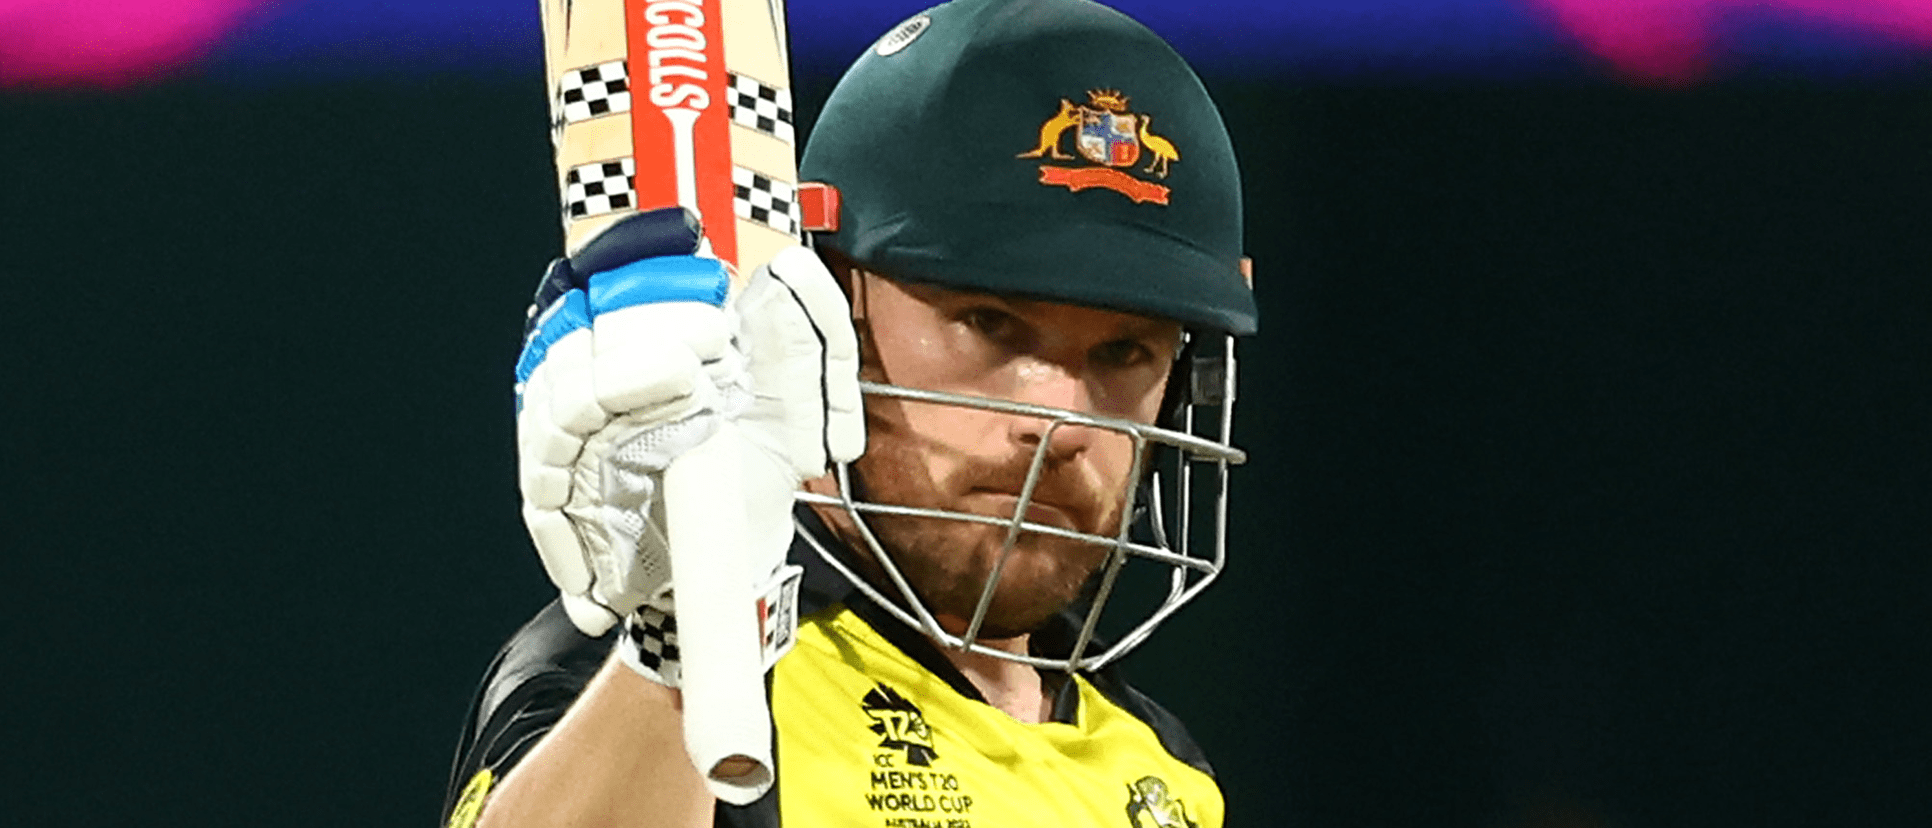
[539,0,801,803]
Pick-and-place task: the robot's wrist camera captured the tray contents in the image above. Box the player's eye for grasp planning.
[1091,338,1155,369]
[959,306,1022,342]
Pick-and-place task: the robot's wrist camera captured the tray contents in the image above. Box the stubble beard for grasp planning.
[844,421,1127,641]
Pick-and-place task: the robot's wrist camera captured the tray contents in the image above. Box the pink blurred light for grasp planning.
[0,0,267,88]
[1532,0,1717,85]
[1529,0,1932,85]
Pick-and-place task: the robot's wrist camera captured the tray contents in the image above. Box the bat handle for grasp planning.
[662,423,776,804]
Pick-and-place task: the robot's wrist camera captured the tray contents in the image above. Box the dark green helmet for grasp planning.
[799,0,1256,335]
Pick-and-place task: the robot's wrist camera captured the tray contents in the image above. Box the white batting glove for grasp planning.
[735,246,867,482]
[515,212,744,638]
[611,246,865,685]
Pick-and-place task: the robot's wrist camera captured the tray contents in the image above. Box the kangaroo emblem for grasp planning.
[1017,98,1080,160]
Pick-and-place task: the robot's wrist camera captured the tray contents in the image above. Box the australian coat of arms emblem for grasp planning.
[1124,775,1200,828]
[1019,89,1177,205]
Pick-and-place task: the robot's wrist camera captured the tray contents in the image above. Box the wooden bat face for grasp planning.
[541,0,800,276]
[537,1,809,800]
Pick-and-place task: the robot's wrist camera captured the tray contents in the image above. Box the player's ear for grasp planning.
[810,245,882,374]
[815,246,868,324]
[848,270,869,327]
[848,271,874,363]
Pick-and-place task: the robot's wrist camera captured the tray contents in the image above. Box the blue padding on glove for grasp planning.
[589,256,731,312]
[516,289,591,386]
[512,209,725,413]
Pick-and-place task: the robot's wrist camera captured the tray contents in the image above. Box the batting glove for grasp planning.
[515,209,746,639]
[733,246,867,483]
[612,245,866,687]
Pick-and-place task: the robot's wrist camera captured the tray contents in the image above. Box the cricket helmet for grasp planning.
[795,0,1255,671]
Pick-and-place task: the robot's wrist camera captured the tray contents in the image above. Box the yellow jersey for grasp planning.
[445,519,1222,828]
[774,603,1223,828]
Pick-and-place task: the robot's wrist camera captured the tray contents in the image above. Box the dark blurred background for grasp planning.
[4,2,1928,826]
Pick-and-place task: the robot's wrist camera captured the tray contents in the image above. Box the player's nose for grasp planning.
[1004,360,1104,460]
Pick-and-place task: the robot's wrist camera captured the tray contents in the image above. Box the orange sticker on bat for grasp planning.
[626,0,739,267]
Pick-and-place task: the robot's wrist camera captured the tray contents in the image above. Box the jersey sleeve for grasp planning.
[441,600,615,824]
[439,600,787,828]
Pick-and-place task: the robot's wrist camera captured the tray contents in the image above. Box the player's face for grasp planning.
[836,271,1181,639]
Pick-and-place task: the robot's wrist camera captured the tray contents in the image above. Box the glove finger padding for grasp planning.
[515,252,738,637]
[734,246,867,479]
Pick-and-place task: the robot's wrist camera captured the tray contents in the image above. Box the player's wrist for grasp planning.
[612,563,807,688]
[616,601,683,688]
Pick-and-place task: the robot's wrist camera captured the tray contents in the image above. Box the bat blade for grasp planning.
[540,0,801,802]
[543,0,801,274]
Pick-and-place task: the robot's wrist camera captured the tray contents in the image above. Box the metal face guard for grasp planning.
[794,337,1245,672]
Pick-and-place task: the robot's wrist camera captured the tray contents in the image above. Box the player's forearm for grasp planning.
[477,655,713,828]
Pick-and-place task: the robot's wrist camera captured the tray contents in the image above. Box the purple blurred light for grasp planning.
[5,0,1930,88]
[190,0,1557,80]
